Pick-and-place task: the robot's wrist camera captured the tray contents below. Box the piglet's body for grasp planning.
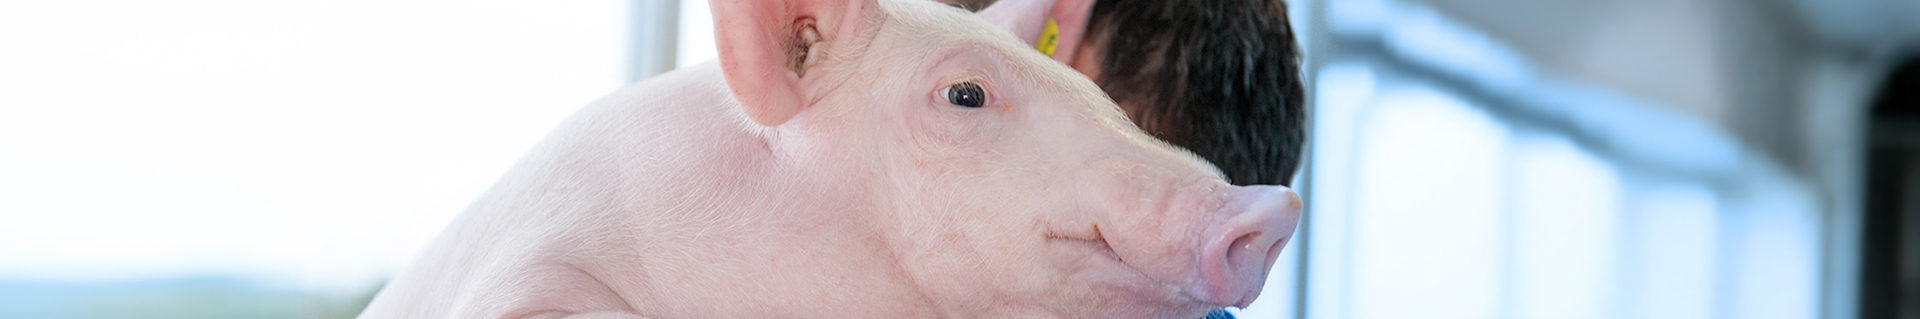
[359,0,1301,318]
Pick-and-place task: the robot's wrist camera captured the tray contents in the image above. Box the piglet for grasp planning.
[359,0,1301,317]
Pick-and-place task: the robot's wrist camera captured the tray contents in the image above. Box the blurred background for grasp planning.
[0,0,1916,318]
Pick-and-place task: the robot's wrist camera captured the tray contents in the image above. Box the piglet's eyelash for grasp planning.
[938,81,990,108]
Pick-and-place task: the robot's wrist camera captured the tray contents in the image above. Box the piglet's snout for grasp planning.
[1197,185,1302,308]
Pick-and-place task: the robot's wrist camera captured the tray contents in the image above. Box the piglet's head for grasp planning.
[712,0,1302,316]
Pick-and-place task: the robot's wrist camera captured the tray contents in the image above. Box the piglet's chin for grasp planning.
[1193,185,1302,308]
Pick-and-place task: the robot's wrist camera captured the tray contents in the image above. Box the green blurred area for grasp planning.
[0,277,379,319]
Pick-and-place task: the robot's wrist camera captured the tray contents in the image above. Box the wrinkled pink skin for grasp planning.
[359,0,1301,318]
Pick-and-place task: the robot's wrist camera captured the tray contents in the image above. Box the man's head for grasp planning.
[1080,1,1306,186]
[955,0,1308,186]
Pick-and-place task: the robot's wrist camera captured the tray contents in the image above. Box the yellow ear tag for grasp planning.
[1035,18,1060,56]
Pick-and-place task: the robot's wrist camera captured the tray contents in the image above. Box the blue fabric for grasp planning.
[1202,309,1235,319]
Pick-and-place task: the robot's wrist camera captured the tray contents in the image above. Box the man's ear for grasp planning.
[978,0,1095,64]
[711,0,876,127]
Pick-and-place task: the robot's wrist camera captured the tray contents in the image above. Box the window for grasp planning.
[1274,1,1827,318]
[0,1,629,316]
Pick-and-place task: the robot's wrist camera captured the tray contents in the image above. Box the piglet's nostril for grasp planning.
[1226,232,1265,270]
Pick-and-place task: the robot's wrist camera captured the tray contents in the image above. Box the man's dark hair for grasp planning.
[1087,0,1307,186]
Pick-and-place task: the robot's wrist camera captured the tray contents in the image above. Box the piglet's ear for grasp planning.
[711,0,877,127]
[978,0,1095,64]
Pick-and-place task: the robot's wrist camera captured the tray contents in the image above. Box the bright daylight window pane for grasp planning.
[1630,184,1719,319]
[0,0,627,303]
[1731,178,1821,319]
[1346,84,1510,319]
[1512,135,1621,319]
[678,0,718,68]
[1304,62,1374,319]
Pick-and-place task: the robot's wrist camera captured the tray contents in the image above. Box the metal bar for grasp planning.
[629,0,680,82]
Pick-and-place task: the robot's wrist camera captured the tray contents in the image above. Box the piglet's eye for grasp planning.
[942,81,987,108]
